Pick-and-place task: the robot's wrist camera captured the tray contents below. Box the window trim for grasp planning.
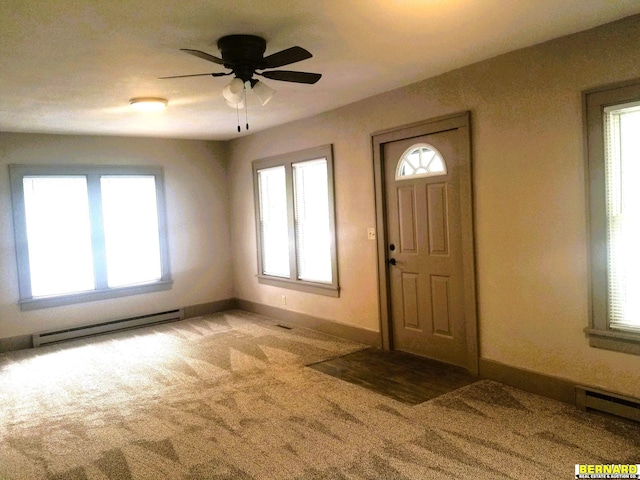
[9,164,172,311]
[252,145,339,297]
[584,79,640,355]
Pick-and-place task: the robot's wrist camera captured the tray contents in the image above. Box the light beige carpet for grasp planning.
[0,310,638,479]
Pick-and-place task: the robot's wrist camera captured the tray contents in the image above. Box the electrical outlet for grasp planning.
[367,228,376,240]
[281,295,287,305]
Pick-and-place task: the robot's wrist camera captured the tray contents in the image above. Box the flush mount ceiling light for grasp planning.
[160,34,321,132]
[129,97,168,112]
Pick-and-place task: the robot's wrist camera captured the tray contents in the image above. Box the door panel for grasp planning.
[427,184,449,255]
[431,275,452,337]
[398,186,418,253]
[384,128,468,367]
[401,272,420,329]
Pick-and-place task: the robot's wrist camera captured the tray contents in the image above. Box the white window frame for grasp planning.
[584,79,640,355]
[395,143,447,180]
[9,164,172,311]
[252,145,339,297]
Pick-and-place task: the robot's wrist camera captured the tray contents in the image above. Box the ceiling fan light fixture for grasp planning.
[222,78,245,104]
[252,80,276,106]
[225,97,245,109]
[129,97,168,112]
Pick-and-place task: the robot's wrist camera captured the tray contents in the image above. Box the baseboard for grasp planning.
[0,298,239,354]
[479,358,576,405]
[0,334,32,353]
[183,298,238,319]
[0,299,592,409]
[236,298,382,347]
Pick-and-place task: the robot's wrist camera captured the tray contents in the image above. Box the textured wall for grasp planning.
[228,15,640,398]
[2,15,639,399]
[0,133,233,338]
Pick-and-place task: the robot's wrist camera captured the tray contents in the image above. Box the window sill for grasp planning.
[584,327,640,356]
[257,275,340,297]
[19,280,173,311]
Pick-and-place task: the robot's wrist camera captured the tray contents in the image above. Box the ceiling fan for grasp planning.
[160,35,322,130]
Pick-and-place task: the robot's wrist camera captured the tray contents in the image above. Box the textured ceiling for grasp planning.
[1,1,640,140]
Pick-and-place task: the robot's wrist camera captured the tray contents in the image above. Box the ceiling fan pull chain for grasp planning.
[245,86,249,131]
[236,103,241,133]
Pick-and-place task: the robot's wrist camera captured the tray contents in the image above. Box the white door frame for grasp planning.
[371,111,479,373]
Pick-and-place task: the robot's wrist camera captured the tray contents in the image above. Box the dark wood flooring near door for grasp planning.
[309,347,479,405]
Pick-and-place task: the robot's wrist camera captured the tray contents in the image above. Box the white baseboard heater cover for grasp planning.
[32,308,185,347]
[576,386,640,422]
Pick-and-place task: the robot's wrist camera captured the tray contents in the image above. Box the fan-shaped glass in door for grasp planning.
[395,143,447,180]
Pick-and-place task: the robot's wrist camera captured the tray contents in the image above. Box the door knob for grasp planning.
[389,244,396,251]
[388,258,397,266]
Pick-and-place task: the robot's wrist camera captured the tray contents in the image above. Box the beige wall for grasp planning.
[228,15,640,398]
[0,133,233,338]
[1,15,639,399]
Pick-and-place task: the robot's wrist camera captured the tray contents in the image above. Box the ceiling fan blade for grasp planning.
[260,46,312,69]
[181,48,225,65]
[260,70,322,84]
[159,72,230,79]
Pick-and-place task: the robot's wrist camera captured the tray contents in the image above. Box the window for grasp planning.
[10,165,172,310]
[585,79,640,354]
[253,145,339,296]
[396,143,446,180]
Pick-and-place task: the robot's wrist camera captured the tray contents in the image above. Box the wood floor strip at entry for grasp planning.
[309,347,479,405]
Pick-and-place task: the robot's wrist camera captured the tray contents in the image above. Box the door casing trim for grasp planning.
[371,111,479,374]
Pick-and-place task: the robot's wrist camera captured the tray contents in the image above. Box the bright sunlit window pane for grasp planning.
[23,176,95,296]
[11,166,171,310]
[257,166,290,277]
[293,159,332,283]
[101,176,162,287]
[605,103,640,329]
[396,144,447,180]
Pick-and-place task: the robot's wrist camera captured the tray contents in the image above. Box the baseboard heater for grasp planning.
[576,386,640,422]
[32,308,185,347]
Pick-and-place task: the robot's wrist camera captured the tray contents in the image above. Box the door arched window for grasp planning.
[395,143,447,180]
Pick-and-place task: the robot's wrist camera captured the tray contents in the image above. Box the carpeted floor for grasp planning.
[0,310,638,479]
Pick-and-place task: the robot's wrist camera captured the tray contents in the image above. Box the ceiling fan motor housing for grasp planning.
[217,35,267,82]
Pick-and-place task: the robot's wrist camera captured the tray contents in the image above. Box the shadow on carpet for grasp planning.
[308,347,479,404]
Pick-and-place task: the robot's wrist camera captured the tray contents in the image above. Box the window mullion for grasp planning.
[86,174,109,290]
[326,155,338,288]
[285,163,298,281]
